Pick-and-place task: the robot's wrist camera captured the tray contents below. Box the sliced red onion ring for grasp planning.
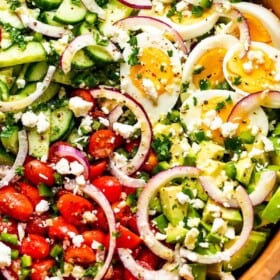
[108,105,123,128]
[180,186,253,264]
[1,269,17,280]
[213,2,250,57]
[51,143,90,180]
[81,0,106,19]
[136,166,200,261]
[0,130,28,188]
[60,34,120,73]
[228,91,280,124]
[117,0,152,10]
[0,66,55,112]
[17,5,68,38]
[114,16,188,54]
[90,88,152,176]
[200,170,277,207]
[118,248,180,280]
[81,183,116,280]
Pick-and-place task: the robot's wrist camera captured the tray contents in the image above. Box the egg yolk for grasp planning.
[129,47,174,100]
[225,47,278,93]
[193,48,227,88]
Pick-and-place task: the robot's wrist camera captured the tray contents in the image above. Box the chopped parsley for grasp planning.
[3,24,27,49]
[232,75,242,85]
[151,135,172,161]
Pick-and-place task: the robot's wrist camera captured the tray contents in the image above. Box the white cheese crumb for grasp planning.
[35,200,49,214]
[70,161,84,176]
[98,117,110,127]
[261,136,274,152]
[16,78,26,89]
[221,122,239,138]
[72,235,84,247]
[176,192,191,205]
[155,232,167,241]
[69,96,92,117]
[55,158,70,175]
[113,122,139,139]
[211,217,227,234]
[36,112,50,134]
[187,217,200,228]
[82,211,97,223]
[184,228,199,250]
[21,111,38,128]
[0,241,11,268]
[142,78,158,101]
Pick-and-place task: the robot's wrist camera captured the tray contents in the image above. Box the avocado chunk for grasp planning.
[189,264,207,280]
[165,224,187,244]
[0,125,19,155]
[196,141,225,162]
[235,158,255,186]
[223,230,268,271]
[160,185,188,226]
[261,187,280,223]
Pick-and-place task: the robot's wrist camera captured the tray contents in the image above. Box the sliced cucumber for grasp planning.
[52,69,74,85]
[50,106,73,142]
[28,110,51,159]
[0,125,19,155]
[0,10,24,29]
[85,45,114,64]
[0,67,15,89]
[54,0,87,24]
[0,42,46,68]
[0,80,9,101]
[40,11,66,26]
[78,21,98,35]
[33,0,63,10]
[72,49,95,69]
[0,147,15,165]
[25,61,49,82]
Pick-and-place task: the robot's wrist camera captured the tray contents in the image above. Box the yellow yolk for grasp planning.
[244,13,272,44]
[225,47,278,93]
[129,47,174,98]
[193,48,227,88]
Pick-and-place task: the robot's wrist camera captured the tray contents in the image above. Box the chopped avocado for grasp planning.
[235,157,255,186]
[223,231,268,271]
[0,125,19,154]
[165,224,187,244]
[183,178,208,201]
[197,159,225,177]
[244,140,268,164]
[160,186,188,226]
[189,264,207,280]
[261,187,280,223]
[196,141,225,162]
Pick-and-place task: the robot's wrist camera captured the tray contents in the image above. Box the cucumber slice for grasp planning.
[54,0,87,24]
[0,147,15,165]
[0,10,24,29]
[0,125,19,155]
[40,11,66,26]
[25,61,49,82]
[52,69,74,85]
[72,49,95,69]
[85,45,115,63]
[33,0,63,10]
[0,80,9,101]
[50,106,73,142]
[0,42,46,68]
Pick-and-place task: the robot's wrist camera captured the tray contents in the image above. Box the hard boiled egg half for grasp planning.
[223,41,280,94]
[180,90,269,144]
[120,32,183,124]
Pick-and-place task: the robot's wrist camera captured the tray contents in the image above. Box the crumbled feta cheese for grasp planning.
[69,96,92,117]
[221,122,239,138]
[176,192,191,205]
[184,228,199,250]
[98,117,110,127]
[17,223,26,241]
[75,175,86,186]
[248,147,264,158]
[224,226,235,240]
[37,112,50,134]
[21,111,38,128]
[91,240,102,250]
[211,217,227,234]
[187,217,200,228]
[55,158,70,175]
[243,61,253,73]
[70,161,84,176]
[71,265,85,278]
[155,232,167,241]
[0,241,11,268]
[82,211,97,223]
[210,116,223,131]
[72,235,84,247]
[16,78,26,89]
[113,122,139,139]
[179,264,194,279]
[35,200,49,214]
[142,78,158,101]
[191,198,205,209]
[261,136,274,152]
[248,50,265,64]
[79,115,93,133]
[203,109,217,127]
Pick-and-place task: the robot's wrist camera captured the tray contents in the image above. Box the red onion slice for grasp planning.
[228,91,280,124]
[213,2,251,57]
[136,166,200,261]
[0,130,28,188]
[81,0,106,19]
[17,5,68,38]
[180,186,253,264]
[51,144,90,180]
[60,34,120,73]
[118,248,180,280]
[200,170,277,207]
[117,0,152,10]
[0,66,55,112]
[114,16,188,54]
[81,184,116,280]
[90,88,152,176]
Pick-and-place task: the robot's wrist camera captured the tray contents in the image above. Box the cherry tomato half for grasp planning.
[16,181,41,207]
[71,89,95,108]
[48,216,78,240]
[64,245,96,264]
[89,160,107,180]
[116,225,142,250]
[82,229,108,248]
[31,259,55,280]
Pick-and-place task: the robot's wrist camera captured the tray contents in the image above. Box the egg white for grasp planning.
[180,89,269,139]
[120,32,183,124]
[233,2,280,48]
[223,41,280,94]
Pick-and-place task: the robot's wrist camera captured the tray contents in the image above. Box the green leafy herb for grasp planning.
[215,101,226,111]
[224,137,242,153]
[3,24,27,49]
[192,5,204,17]
[199,79,211,90]
[193,65,205,75]
[95,0,109,7]
[6,0,20,11]
[181,82,190,93]
[151,135,172,161]
[232,75,242,85]
[15,166,24,176]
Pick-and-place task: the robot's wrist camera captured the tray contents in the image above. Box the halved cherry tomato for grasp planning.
[143,149,158,173]
[26,213,49,236]
[112,201,131,225]
[31,259,55,280]
[116,225,142,249]
[126,215,139,235]
[82,229,108,248]
[95,206,109,232]
[88,129,118,159]
[125,139,140,153]
[48,216,78,240]
[71,88,95,108]
[137,247,161,269]
[92,175,122,203]
[108,265,124,280]
[89,160,107,180]
[0,189,33,221]
[16,181,41,207]
[20,234,50,259]
[0,216,18,234]
[57,193,94,225]
[24,159,55,187]
[64,245,96,264]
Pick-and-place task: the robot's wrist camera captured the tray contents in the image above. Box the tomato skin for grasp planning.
[48,216,78,240]
[24,159,55,187]
[57,194,94,225]
[26,213,49,236]
[20,234,50,259]
[116,225,142,249]
[143,149,158,173]
[31,259,55,280]
[0,217,18,234]
[126,215,139,235]
[88,129,118,159]
[82,229,108,248]
[64,245,96,264]
[0,189,33,221]
[137,247,161,269]
[92,176,122,203]
[16,182,41,207]
[95,206,109,232]
[89,160,107,180]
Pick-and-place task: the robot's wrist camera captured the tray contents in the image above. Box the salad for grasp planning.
[0,0,279,279]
